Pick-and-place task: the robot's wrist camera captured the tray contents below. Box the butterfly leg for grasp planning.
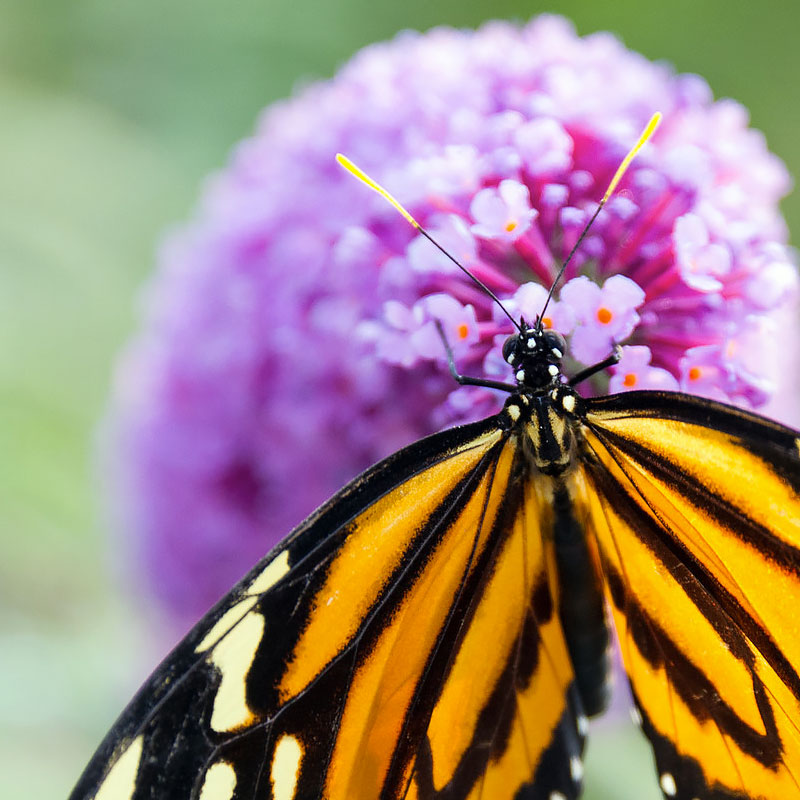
[434,320,517,392]
[567,346,622,388]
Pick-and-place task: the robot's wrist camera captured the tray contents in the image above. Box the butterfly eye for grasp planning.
[502,334,521,364]
[542,330,567,360]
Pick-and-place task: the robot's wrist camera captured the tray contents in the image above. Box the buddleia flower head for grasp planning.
[108,15,798,624]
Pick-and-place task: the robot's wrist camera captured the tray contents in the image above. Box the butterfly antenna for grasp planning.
[536,112,662,332]
[336,153,522,333]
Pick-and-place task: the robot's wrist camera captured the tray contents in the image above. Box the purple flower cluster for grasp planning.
[108,15,798,624]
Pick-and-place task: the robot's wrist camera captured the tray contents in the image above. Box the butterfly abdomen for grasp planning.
[510,392,611,719]
[551,484,611,719]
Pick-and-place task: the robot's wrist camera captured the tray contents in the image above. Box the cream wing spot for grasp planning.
[196,595,259,653]
[561,394,576,413]
[569,756,583,782]
[549,792,567,800]
[660,772,677,796]
[209,611,265,732]
[271,734,304,800]
[94,735,144,800]
[248,550,290,594]
[198,761,237,800]
[197,550,289,654]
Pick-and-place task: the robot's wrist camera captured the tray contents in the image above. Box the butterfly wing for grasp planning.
[578,391,800,799]
[71,413,584,800]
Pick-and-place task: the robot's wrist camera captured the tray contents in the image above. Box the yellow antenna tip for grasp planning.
[601,112,662,203]
[336,153,419,229]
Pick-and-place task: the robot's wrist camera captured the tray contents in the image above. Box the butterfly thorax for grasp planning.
[501,324,584,476]
[502,391,579,477]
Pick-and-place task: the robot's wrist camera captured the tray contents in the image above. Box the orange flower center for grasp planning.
[596,307,613,324]
[688,366,703,382]
[457,323,469,340]
[504,220,517,232]
[623,373,637,387]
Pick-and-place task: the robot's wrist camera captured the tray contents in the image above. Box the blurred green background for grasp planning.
[2,1,798,797]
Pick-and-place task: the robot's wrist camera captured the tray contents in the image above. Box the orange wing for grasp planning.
[70,414,585,800]
[579,391,800,800]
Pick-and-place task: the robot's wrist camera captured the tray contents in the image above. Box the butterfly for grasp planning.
[69,114,800,800]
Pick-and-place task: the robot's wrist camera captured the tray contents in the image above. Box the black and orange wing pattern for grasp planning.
[69,370,800,800]
[69,113,800,799]
[579,391,800,799]
[70,410,588,800]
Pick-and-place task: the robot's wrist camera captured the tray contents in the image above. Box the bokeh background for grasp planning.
[2,1,798,798]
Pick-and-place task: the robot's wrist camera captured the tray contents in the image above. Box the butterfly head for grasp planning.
[502,320,567,391]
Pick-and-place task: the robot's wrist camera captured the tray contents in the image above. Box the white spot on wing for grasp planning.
[516,369,526,382]
[506,404,521,421]
[199,761,237,800]
[196,596,259,653]
[548,364,559,376]
[562,394,576,413]
[271,734,303,800]
[95,735,144,800]
[197,551,289,653]
[209,612,265,732]
[630,705,642,727]
[549,792,567,800]
[248,550,290,594]
[660,772,677,796]
[577,715,589,735]
[569,756,583,782]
